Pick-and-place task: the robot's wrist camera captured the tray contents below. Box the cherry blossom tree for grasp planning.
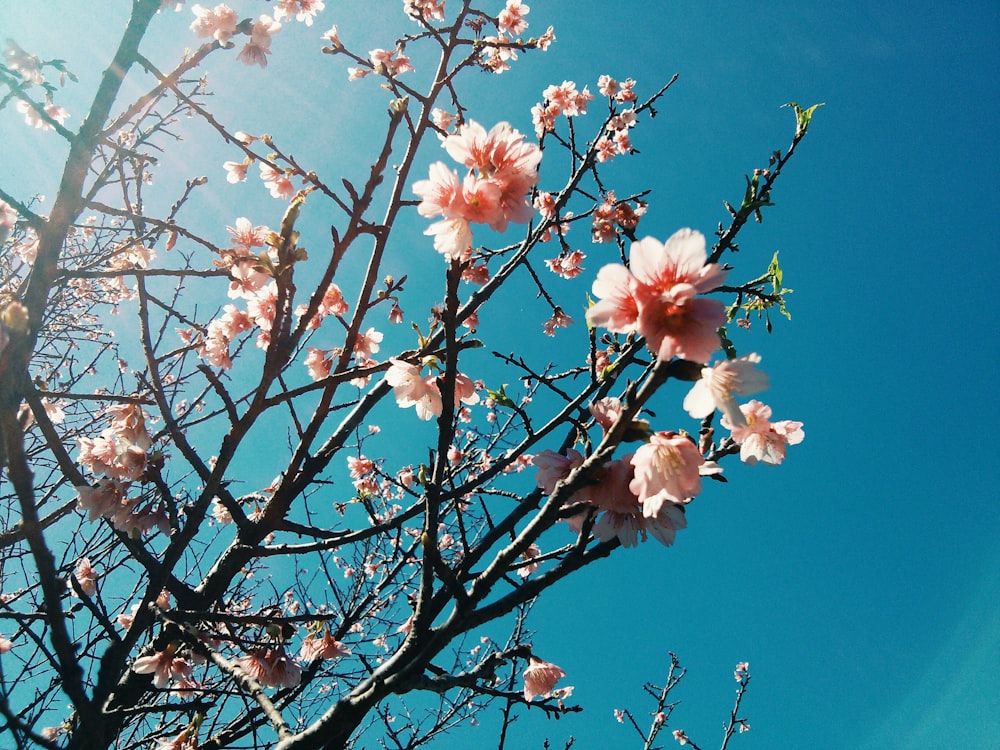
[0,1,818,748]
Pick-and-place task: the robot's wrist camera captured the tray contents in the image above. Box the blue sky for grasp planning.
[2,1,998,748]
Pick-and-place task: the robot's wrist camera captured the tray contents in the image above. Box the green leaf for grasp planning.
[768,251,783,290]
[782,101,825,137]
[486,384,514,408]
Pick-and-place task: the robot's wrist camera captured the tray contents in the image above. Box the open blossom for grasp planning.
[4,40,44,84]
[300,630,351,661]
[238,647,301,688]
[368,47,413,76]
[630,431,704,510]
[385,359,442,420]
[273,0,325,25]
[404,0,446,22]
[542,308,572,336]
[16,100,69,130]
[189,3,238,44]
[238,15,282,68]
[588,230,726,364]
[545,250,585,279]
[683,353,769,426]
[523,656,565,701]
[73,558,98,597]
[413,120,539,258]
[722,400,804,465]
[223,159,249,182]
[498,0,529,36]
[259,163,295,199]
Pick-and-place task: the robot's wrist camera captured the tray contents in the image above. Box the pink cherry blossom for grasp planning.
[189,3,238,44]
[385,359,442,420]
[588,230,727,363]
[498,0,530,36]
[532,448,585,495]
[424,216,472,262]
[300,630,351,661]
[223,160,249,182]
[320,24,341,47]
[304,347,334,381]
[353,327,384,363]
[404,0,446,22]
[544,250,585,279]
[238,15,282,68]
[683,353,769,426]
[523,655,565,701]
[133,648,183,688]
[630,431,704,508]
[259,163,295,200]
[722,400,804,465]
[587,264,640,333]
[542,309,572,336]
[0,635,12,653]
[73,557,98,597]
[16,100,69,130]
[273,0,325,25]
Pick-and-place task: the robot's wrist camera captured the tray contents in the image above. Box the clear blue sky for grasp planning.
[2,1,997,748]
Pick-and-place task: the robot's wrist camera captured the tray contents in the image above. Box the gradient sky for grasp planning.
[2,1,997,748]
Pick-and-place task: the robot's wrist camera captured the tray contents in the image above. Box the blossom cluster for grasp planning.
[385,359,479,420]
[412,120,541,262]
[531,231,803,548]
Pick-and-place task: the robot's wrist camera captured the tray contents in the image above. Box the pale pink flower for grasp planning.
[223,160,248,182]
[211,497,234,524]
[424,216,472,262]
[368,47,413,76]
[238,15,282,68]
[413,162,462,218]
[542,309,572,336]
[4,41,44,84]
[598,74,619,97]
[228,260,270,299]
[498,0,529,36]
[673,729,689,745]
[0,635,11,653]
[273,0,324,25]
[545,250,585,279]
[535,25,556,50]
[76,479,125,521]
[73,558,98,597]
[320,24,341,47]
[532,448,586,497]
[683,353,769,426]
[259,163,295,200]
[133,649,177,688]
[523,656,565,701]
[16,100,69,130]
[237,647,301,688]
[588,230,727,363]
[722,400,804,466]
[304,347,334,381]
[404,0,446,22]
[385,359,442,420]
[300,631,351,661]
[586,264,640,333]
[517,543,541,577]
[353,327,384,362]
[452,372,480,407]
[630,431,704,507]
[431,107,454,130]
[189,3,239,44]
